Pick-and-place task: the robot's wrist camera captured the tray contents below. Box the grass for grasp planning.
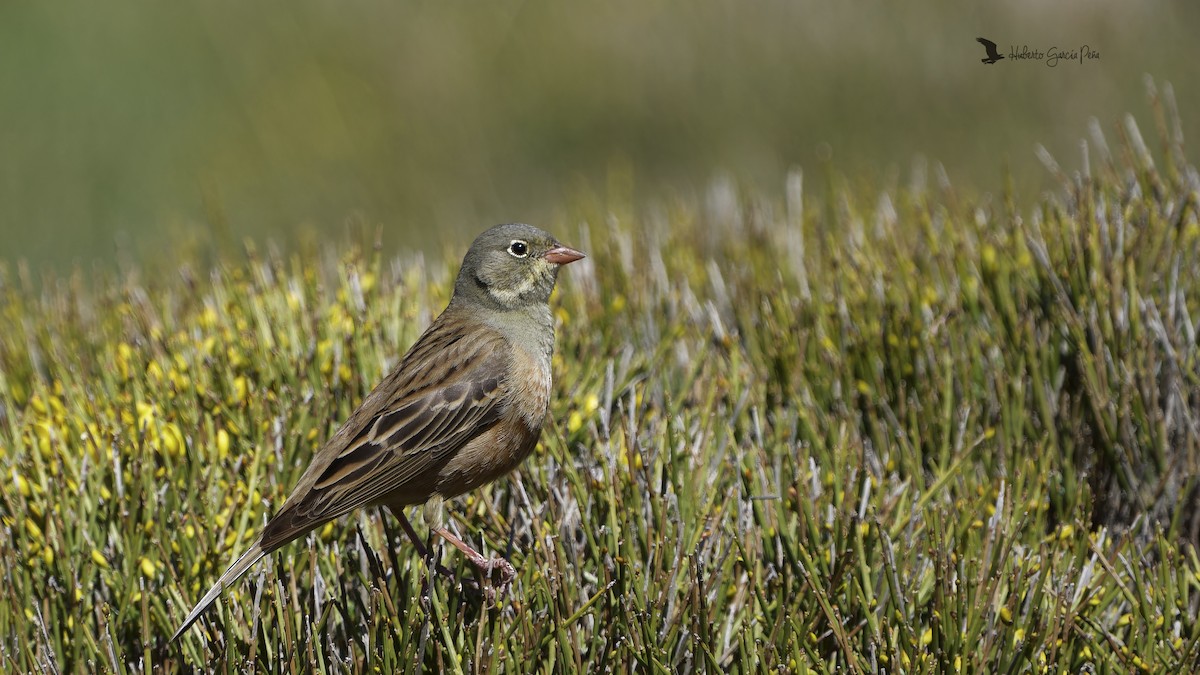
[4,90,1200,672]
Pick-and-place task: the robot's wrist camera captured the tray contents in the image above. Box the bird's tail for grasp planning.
[170,538,270,642]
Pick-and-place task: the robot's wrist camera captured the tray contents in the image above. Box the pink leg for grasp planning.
[387,506,460,580]
[432,526,517,587]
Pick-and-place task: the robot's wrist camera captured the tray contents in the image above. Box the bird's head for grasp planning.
[453,223,585,311]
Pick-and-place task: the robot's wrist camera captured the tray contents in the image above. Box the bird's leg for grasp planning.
[431,526,517,590]
[425,489,514,586]
[386,505,461,581]
[391,506,432,557]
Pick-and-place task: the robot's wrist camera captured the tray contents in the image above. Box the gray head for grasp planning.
[452,223,585,312]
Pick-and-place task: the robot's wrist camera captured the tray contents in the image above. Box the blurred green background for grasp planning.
[2,1,1197,270]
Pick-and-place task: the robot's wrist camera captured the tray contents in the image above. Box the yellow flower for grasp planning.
[136,401,157,427]
[24,518,43,542]
[981,244,997,269]
[217,428,231,461]
[360,272,377,293]
[161,423,185,456]
[169,368,191,391]
[233,376,249,403]
[15,474,32,498]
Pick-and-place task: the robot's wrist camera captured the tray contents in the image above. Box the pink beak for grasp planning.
[543,245,586,265]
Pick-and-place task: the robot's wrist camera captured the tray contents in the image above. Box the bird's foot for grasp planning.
[432,526,516,601]
[462,553,514,604]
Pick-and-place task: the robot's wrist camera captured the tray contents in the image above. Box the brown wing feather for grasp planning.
[258,309,509,552]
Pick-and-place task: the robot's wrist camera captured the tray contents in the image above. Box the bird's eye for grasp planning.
[508,240,529,258]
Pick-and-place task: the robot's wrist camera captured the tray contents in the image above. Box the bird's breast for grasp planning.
[434,342,551,498]
[507,343,552,431]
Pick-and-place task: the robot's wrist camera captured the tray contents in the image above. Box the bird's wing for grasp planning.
[259,312,510,551]
[976,37,997,49]
[171,311,510,641]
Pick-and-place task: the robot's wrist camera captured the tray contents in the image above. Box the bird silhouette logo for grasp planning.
[976,37,1004,64]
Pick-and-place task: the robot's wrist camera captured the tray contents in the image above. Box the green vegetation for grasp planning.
[3,98,1200,672]
[4,2,1200,269]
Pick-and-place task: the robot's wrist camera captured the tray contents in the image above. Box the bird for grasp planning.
[171,223,585,641]
[976,37,1004,64]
